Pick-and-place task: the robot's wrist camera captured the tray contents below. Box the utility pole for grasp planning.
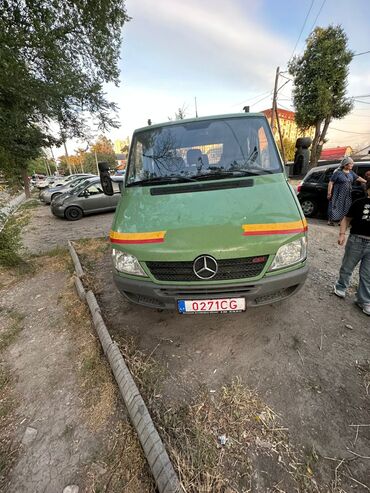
[63,140,72,175]
[50,147,58,175]
[271,66,286,164]
[94,150,99,175]
[275,111,286,163]
[271,66,279,131]
[194,97,198,118]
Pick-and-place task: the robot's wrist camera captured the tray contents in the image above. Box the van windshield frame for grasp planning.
[126,116,283,186]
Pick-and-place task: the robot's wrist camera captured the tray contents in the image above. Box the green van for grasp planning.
[100,113,308,313]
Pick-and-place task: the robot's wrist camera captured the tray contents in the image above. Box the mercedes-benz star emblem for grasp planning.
[193,255,218,280]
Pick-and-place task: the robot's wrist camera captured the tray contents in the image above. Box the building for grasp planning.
[114,137,130,155]
[261,108,315,141]
[115,153,127,170]
[319,146,353,161]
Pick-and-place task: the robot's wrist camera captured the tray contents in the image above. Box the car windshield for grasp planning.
[70,178,97,195]
[126,116,282,186]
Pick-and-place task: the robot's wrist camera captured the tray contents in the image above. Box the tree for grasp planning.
[277,138,296,162]
[0,1,128,195]
[91,136,115,155]
[168,105,187,121]
[289,26,353,168]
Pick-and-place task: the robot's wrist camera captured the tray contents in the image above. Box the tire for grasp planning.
[51,192,62,202]
[300,198,318,217]
[64,206,83,221]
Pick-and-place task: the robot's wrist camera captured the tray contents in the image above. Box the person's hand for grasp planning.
[338,233,346,246]
[327,193,332,199]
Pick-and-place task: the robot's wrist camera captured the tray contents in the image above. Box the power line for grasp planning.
[353,50,370,57]
[249,93,273,108]
[354,99,370,105]
[309,0,327,33]
[279,73,293,82]
[330,127,370,135]
[352,94,370,99]
[230,90,271,108]
[289,0,315,60]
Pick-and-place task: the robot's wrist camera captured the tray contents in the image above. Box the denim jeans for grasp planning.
[336,234,370,304]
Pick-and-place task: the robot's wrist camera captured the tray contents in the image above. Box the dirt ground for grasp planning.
[80,222,370,491]
[2,201,370,492]
[21,202,114,255]
[0,204,153,493]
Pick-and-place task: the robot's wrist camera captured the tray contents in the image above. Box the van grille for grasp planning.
[146,256,268,282]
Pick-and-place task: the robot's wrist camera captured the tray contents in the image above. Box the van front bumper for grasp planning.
[113,264,308,310]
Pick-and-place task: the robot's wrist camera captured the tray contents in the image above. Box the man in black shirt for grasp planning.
[333,181,370,315]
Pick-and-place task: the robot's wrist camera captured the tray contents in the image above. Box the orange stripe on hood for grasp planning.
[242,219,307,236]
[110,230,166,244]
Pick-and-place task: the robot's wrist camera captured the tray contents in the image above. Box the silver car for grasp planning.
[39,174,95,204]
[51,176,123,221]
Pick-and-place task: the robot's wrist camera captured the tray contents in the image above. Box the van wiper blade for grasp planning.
[193,169,271,180]
[127,175,197,187]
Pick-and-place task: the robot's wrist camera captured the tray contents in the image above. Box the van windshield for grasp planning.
[126,116,282,186]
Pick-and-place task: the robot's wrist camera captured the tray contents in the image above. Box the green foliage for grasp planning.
[277,137,296,162]
[289,26,353,167]
[0,215,24,267]
[28,157,56,176]
[0,0,128,185]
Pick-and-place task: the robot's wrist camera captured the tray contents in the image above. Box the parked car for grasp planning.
[51,176,123,221]
[35,176,61,189]
[39,174,96,204]
[98,112,309,312]
[297,161,370,217]
[36,173,91,190]
[31,174,46,186]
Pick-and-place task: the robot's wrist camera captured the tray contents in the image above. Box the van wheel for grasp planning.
[65,206,83,221]
[51,192,62,202]
[301,199,318,217]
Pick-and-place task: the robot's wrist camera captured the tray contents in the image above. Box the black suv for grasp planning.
[297,161,370,217]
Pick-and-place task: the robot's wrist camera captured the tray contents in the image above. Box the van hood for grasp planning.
[110,174,305,261]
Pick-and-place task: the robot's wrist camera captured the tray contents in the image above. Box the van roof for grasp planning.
[134,112,266,133]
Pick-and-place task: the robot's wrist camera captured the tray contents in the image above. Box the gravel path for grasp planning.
[22,203,114,254]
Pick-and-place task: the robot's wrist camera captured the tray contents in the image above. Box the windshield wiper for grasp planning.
[193,169,273,180]
[127,175,197,187]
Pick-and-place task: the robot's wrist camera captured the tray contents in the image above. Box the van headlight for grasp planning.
[112,249,147,276]
[269,237,307,271]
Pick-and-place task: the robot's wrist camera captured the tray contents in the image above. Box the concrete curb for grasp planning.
[0,192,27,233]
[67,241,84,278]
[68,242,183,493]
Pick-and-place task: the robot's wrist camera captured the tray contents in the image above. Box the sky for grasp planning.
[66,0,370,155]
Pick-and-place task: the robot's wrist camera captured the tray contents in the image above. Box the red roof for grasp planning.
[261,108,295,121]
[320,147,350,160]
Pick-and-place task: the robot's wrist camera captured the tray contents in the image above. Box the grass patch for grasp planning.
[19,199,40,211]
[0,364,18,487]
[60,279,154,491]
[0,203,33,268]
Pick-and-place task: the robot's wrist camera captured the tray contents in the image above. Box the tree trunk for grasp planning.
[317,116,331,160]
[21,167,31,198]
[309,121,322,169]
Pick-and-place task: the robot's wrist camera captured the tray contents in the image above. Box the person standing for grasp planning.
[334,181,370,316]
[327,157,366,225]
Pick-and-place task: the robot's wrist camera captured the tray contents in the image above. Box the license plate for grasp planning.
[178,298,245,314]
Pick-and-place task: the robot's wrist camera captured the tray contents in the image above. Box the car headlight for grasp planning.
[269,236,307,271]
[112,249,147,276]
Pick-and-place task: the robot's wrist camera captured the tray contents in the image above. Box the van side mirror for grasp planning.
[98,161,114,196]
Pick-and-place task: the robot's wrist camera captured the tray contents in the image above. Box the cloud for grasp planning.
[126,0,291,90]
